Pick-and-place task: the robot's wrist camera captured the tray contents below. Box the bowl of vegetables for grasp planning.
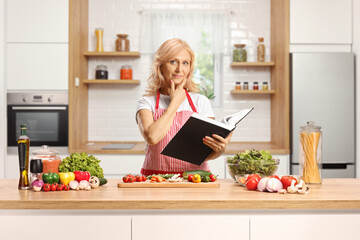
[226,149,279,186]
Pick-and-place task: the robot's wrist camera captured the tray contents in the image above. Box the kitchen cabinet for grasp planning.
[0,211,131,240]
[69,0,290,154]
[250,215,360,240]
[6,43,68,90]
[290,0,352,45]
[6,0,68,43]
[132,215,249,240]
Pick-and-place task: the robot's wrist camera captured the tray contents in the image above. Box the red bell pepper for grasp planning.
[74,171,90,182]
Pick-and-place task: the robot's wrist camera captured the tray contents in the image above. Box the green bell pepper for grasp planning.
[42,172,60,184]
[201,175,211,183]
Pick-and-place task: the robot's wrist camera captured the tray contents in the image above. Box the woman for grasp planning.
[136,38,232,175]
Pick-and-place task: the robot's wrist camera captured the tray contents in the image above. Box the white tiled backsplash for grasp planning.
[88,0,271,142]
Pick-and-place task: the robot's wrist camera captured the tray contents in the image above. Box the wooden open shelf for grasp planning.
[84,51,140,57]
[231,90,275,94]
[231,62,275,67]
[74,141,290,155]
[83,79,140,84]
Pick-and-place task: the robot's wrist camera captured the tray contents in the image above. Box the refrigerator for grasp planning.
[290,53,355,178]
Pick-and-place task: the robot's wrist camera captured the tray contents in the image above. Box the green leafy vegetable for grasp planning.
[226,149,277,176]
[58,152,104,178]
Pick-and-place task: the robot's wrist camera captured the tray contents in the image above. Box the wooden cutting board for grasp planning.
[117,181,220,188]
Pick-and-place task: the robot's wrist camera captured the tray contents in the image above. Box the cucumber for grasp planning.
[182,170,212,179]
[99,177,108,186]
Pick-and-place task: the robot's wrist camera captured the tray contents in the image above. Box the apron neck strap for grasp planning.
[156,90,197,113]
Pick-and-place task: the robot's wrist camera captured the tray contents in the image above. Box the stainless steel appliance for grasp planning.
[290,53,355,178]
[7,92,68,147]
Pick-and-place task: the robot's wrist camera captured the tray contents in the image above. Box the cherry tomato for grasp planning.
[50,183,58,191]
[123,176,129,183]
[128,176,135,183]
[246,174,261,183]
[269,175,280,180]
[246,178,259,191]
[136,176,142,182]
[209,174,217,182]
[141,176,147,182]
[281,176,298,190]
[63,185,70,191]
[43,183,51,192]
[56,184,64,191]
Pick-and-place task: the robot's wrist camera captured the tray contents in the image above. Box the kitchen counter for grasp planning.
[0,179,359,209]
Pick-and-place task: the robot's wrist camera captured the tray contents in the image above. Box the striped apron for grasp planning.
[140,90,210,176]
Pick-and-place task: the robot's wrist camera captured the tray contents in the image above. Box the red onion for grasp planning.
[69,180,79,190]
[31,179,44,192]
[266,178,283,192]
[257,177,270,192]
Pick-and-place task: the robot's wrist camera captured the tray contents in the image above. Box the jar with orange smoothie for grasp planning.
[31,145,61,174]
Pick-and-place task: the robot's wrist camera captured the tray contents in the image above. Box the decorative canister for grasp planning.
[233,44,247,62]
[116,34,130,52]
[121,65,132,80]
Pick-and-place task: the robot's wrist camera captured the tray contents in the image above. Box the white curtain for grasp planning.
[140,10,227,56]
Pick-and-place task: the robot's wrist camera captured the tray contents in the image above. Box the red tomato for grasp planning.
[123,176,129,183]
[246,174,261,183]
[281,176,298,189]
[269,175,280,180]
[43,183,51,192]
[50,183,58,191]
[63,185,70,191]
[209,174,217,182]
[187,174,194,182]
[56,184,64,191]
[141,176,147,182]
[136,176,142,182]
[128,176,135,183]
[246,178,258,190]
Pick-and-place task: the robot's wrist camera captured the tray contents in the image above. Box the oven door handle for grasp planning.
[11,106,67,110]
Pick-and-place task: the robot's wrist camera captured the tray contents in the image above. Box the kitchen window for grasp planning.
[140,10,227,107]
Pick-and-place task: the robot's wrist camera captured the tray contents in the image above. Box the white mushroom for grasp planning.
[286,179,298,194]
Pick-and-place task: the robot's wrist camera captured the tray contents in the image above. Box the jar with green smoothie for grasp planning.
[233,44,247,62]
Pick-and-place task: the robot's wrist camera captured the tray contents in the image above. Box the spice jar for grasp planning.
[95,27,104,52]
[257,37,265,62]
[116,34,130,52]
[30,159,43,185]
[95,65,108,79]
[262,82,269,90]
[243,82,249,90]
[253,82,259,90]
[233,44,247,62]
[235,81,241,90]
[121,65,132,80]
[31,145,61,174]
[299,121,322,184]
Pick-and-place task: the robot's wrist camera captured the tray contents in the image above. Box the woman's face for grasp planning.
[161,49,191,86]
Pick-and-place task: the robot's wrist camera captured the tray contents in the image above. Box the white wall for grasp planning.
[0,0,5,178]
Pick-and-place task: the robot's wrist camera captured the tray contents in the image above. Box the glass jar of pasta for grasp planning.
[299,121,322,184]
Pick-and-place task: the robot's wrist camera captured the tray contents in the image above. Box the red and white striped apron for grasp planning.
[141,90,210,176]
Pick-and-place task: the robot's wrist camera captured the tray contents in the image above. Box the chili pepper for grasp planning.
[209,174,217,182]
[42,172,60,184]
[59,172,75,186]
[192,174,201,183]
[74,171,90,182]
[201,176,211,183]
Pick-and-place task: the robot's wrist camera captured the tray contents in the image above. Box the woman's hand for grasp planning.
[169,79,186,107]
[203,132,233,160]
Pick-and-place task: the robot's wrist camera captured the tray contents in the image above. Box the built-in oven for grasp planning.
[7,92,68,147]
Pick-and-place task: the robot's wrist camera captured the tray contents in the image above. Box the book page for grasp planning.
[223,108,254,126]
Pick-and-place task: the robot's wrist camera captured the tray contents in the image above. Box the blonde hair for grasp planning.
[144,38,199,96]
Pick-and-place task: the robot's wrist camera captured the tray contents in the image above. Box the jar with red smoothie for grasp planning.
[31,145,61,174]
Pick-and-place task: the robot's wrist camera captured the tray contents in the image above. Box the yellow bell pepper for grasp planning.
[192,174,201,183]
[59,172,75,186]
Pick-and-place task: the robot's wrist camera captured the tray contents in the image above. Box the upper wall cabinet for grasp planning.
[290,0,352,44]
[6,0,69,43]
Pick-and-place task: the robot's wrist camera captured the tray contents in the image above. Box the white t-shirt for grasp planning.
[136,92,215,119]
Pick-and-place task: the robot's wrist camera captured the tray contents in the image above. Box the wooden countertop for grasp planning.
[71,141,290,155]
[0,179,359,210]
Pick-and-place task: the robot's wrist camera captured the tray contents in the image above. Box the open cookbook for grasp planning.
[161,108,254,165]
